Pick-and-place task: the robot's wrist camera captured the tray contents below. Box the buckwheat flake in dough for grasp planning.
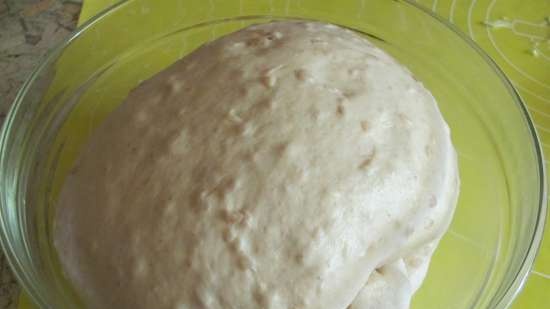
[54,21,459,309]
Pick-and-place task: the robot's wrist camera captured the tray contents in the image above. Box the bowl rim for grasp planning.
[0,0,546,308]
[403,1,547,307]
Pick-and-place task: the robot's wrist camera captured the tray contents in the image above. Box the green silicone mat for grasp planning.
[17,0,550,308]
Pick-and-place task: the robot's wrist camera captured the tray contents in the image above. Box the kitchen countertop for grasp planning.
[0,0,81,307]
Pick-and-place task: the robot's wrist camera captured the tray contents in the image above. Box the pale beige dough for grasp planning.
[54,21,459,309]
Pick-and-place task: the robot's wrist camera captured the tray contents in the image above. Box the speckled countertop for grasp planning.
[0,0,81,307]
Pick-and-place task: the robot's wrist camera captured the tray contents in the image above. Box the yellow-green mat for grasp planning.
[17,0,550,308]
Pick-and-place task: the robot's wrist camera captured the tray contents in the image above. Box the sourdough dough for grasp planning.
[54,21,459,309]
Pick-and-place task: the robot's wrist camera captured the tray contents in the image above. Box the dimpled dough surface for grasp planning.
[54,21,459,309]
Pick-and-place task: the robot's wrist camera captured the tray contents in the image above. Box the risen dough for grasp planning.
[54,21,459,309]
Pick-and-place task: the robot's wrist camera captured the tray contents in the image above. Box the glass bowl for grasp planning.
[0,0,546,308]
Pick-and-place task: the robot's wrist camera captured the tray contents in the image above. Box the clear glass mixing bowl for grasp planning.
[0,0,546,308]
